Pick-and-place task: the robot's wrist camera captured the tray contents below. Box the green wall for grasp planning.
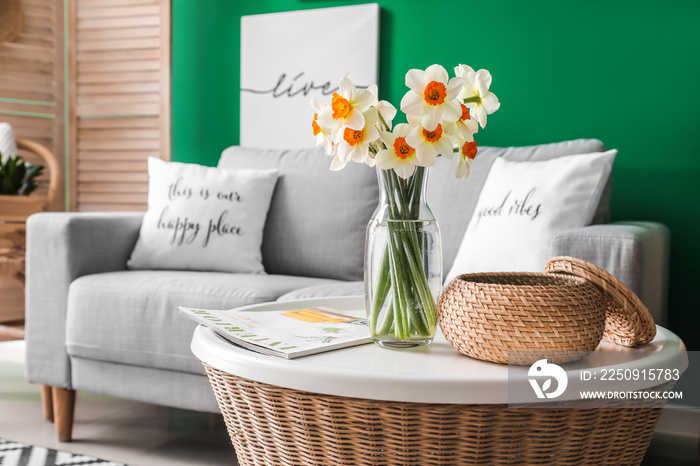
[172,0,700,349]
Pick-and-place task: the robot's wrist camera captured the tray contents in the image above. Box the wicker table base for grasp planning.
[204,363,664,466]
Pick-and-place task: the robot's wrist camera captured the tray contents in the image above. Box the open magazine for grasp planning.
[180,305,372,359]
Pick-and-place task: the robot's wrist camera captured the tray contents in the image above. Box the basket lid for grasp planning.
[544,256,656,347]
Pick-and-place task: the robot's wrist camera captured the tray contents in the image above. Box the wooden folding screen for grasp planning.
[0,0,65,326]
[68,0,170,211]
[0,0,65,211]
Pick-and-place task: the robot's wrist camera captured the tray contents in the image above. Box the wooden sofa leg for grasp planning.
[52,387,76,442]
[41,385,54,422]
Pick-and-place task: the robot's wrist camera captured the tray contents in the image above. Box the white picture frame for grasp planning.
[240,4,379,149]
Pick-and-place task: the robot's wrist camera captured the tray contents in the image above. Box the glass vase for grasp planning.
[364,166,442,348]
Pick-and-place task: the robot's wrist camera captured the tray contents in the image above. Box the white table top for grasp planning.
[191,296,688,404]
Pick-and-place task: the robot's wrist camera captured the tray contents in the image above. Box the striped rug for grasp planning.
[0,438,128,466]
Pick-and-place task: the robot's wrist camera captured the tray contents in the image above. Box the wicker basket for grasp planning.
[205,364,668,466]
[438,272,607,364]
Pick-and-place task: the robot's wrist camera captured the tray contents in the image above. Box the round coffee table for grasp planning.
[191,296,687,466]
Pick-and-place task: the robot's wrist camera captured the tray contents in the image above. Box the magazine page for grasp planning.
[180,306,372,358]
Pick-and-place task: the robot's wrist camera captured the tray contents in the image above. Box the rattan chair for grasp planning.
[0,139,59,295]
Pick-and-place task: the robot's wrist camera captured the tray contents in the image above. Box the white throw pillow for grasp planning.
[128,157,278,273]
[0,122,18,162]
[444,150,616,283]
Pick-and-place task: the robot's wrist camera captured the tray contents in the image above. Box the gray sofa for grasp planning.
[25,139,670,441]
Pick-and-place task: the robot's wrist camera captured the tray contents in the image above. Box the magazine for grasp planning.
[180,305,372,359]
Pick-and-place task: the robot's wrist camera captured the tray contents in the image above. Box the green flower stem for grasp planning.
[391,169,436,330]
[387,235,408,339]
[368,246,390,334]
[407,167,425,217]
[368,244,391,328]
[462,95,481,105]
[378,299,395,335]
[369,251,390,333]
[369,166,437,340]
[388,225,428,336]
[400,235,436,329]
[368,170,398,334]
[388,171,425,262]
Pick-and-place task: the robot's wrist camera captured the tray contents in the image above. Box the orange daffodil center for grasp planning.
[393,137,415,159]
[423,81,446,106]
[343,127,364,146]
[310,98,335,156]
[462,140,478,160]
[422,124,443,142]
[455,140,478,179]
[332,93,351,120]
[312,113,322,136]
[460,104,471,121]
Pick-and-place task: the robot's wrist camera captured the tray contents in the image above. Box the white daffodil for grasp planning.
[400,64,463,132]
[375,123,419,180]
[311,97,334,156]
[317,74,374,142]
[405,115,455,166]
[444,102,478,151]
[375,100,397,130]
[331,107,380,171]
[455,64,500,129]
[456,102,479,139]
[366,83,398,130]
[455,140,478,179]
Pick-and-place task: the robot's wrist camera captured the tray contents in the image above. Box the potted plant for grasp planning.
[0,139,59,249]
[1,152,44,196]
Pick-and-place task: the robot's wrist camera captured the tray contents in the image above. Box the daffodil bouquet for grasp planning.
[311,64,499,347]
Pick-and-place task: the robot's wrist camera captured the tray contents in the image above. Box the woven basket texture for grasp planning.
[545,256,657,347]
[0,0,24,45]
[438,273,606,365]
[205,364,667,466]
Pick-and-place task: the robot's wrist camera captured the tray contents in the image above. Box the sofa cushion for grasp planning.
[65,270,346,375]
[429,138,608,275]
[218,145,378,281]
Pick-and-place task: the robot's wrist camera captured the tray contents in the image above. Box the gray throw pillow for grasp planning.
[219,145,378,281]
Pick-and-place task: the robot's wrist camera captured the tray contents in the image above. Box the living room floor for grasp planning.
[0,340,237,466]
[1,339,697,466]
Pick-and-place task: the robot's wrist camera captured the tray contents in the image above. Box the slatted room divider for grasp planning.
[0,0,65,323]
[68,0,170,211]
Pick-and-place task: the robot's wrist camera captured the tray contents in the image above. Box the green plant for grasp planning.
[0,151,45,196]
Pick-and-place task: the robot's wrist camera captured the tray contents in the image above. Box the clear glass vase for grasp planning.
[364,166,442,348]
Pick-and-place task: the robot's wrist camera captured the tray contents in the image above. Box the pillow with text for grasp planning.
[128,157,278,273]
[444,150,616,284]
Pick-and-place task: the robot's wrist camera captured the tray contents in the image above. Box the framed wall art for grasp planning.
[240,4,379,149]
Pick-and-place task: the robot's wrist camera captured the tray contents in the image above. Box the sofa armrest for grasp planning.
[25,212,144,388]
[550,221,670,326]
